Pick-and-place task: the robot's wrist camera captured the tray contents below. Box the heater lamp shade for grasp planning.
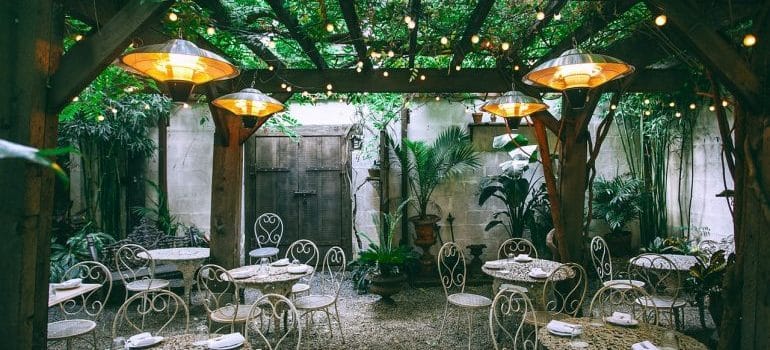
[481,90,548,117]
[522,49,634,90]
[119,39,239,85]
[212,88,285,117]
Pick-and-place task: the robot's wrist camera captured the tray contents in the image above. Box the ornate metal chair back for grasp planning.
[319,246,346,298]
[285,239,319,281]
[59,261,113,320]
[489,288,538,350]
[246,294,302,350]
[589,236,613,282]
[112,290,189,338]
[498,238,539,259]
[628,254,681,299]
[437,242,467,297]
[541,262,588,318]
[254,213,284,249]
[588,282,659,325]
[196,264,241,327]
[114,244,157,286]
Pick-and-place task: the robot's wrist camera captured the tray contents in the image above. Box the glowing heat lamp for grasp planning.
[481,89,548,129]
[118,39,239,101]
[212,88,286,128]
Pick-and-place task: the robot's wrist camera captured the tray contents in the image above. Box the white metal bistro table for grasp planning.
[137,247,209,304]
[482,258,568,309]
[225,264,313,297]
[630,253,698,272]
[538,317,708,349]
[150,334,254,350]
[48,283,101,308]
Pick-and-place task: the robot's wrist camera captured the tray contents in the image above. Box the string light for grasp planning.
[554,13,562,20]
[97,115,105,121]
[643,98,650,104]
[644,110,651,116]
[182,103,190,109]
[168,12,178,21]
[471,34,480,44]
[326,83,333,91]
[435,96,440,101]
[514,65,520,71]
[387,50,395,58]
[722,100,729,107]
[356,67,362,73]
[75,34,83,41]
[689,103,696,110]
[144,104,150,110]
[407,21,416,29]
[286,86,293,92]
[420,74,426,81]
[268,65,274,71]
[536,10,545,21]
[383,71,389,77]
[743,33,757,47]
[669,102,675,107]
[440,36,449,45]
[302,91,309,97]
[610,104,617,110]
[709,105,716,111]
[111,107,118,114]
[654,14,667,26]
[675,112,682,117]
[325,23,335,32]
[455,65,461,71]
[280,83,287,89]
[404,15,412,24]
[357,61,364,68]
[501,42,510,51]
[326,90,332,96]
[72,96,79,102]
[207,27,216,35]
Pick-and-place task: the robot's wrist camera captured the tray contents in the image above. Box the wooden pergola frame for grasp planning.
[1,0,768,349]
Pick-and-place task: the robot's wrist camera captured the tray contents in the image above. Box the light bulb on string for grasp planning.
[356,67,362,73]
[383,71,389,77]
[455,65,461,71]
[554,13,562,20]
[689,103,696,110]
[72,96,79,102]
[280,83,287,89]
[743,33,757,47]
[286,86,292,92]
[325,23,335,32]
[97,115,105,122]
[654,14,667,26]
[168,12,178,21]
[644,110,651,116]
[144,104,150,110]
[326,90,332,96]
[420,74,426,81]
[709,105,716,111]
[536,10,545,21]
[207,27,216,35]
[387,50,395,58]
[407,21,416,29]
[111,107,118,114]
[268,65,274,71]
[501,42,510,51]
[75,34,83,41]
[644,98,650,104]
[435,96,440,101]
[675,112,682,117]
[326,83,333,91]
[610,104,617,110]
[669,102,675,107]
[514,65,520,71]
[302,91,309,97]
[440,36,449,45]
[404,15,412,24]
[357,61,364,68]
[722,100,729,107]
[471,34,480,44]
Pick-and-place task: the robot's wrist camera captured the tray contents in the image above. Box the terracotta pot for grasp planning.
[489,115,498,123]
[471,112,483,124]
[368,273,406,304]
[605,230,632,257]
[410,215,440,245]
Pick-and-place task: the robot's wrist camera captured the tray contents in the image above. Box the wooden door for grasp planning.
[245,125,352,261]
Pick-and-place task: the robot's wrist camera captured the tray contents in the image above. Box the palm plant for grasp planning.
[591,175,643,235]
[357,201,416,276]
[393,126,480,220]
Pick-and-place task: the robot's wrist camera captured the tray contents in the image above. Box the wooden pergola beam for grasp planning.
[407,0,421,69]
[238,68,687,93]
[339,0,373,70]
[645,0,761,110]
[506,0,567,62]
[448,0,495,71]
[47,0,172,112]
[265,0,327,69]
[530,0,637,69]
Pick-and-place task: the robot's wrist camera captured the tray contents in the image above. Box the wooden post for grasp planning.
[0,0,61,348]
[399,108,410,246]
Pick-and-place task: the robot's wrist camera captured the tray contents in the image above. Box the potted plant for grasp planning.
[357,201,416,303]
[478,168,533,238]
[467,106,483,124]
[591,175,643,256]
[687,250,733,328]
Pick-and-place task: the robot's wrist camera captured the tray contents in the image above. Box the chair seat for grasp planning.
[499,283,528,293]
[603,279,646,289]
[47,319,96,340]
[294,295,335,310]
[523,310,568,326]
[210,304,255,324]
[248,247,279,258]
[291,283,310,294]
[635,296,687,309]
[448,293,492,308]
[125,278,170,291]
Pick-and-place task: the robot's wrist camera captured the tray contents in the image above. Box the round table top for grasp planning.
[226,264,313,287]
[538,317,707,350]
[154,334,252,350]
[481,258,568,283]
[630,253,698,272]
[138,248,210,262]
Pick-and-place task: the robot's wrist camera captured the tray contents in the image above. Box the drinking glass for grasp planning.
[111,336,126,350]
[195,324,209,342]
[589,309,604,327]
[256,257,270,278]
[567,328,588,349]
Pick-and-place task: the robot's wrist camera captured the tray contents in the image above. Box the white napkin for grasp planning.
[287,264,308,274]
[229,269,253,279]
[207,332,245,349]
[127,332,163,348]
[546,320,582,334]
[528,267,548,278]
[514,254,531,262]
[631,340,659,350]
[271,258,290,266]
[607,312,637,326]
[484,261,502,268]
[612,312,632,320]
[54,278,82,289]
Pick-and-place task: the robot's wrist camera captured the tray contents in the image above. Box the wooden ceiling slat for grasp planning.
[265,0,327,70]
[448,0,495,71]
[339,0,373,70]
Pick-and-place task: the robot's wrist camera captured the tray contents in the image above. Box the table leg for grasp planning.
[176,262,197,305]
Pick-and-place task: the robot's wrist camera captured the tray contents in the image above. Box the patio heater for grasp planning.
[481,84,548,129]
[117,39,239,102]
[211,88,286,127]
[522,48,634,109]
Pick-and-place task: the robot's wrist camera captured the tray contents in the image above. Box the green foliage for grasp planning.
[50,222,116,283]
[642,236,695,255]
[357,201,417,276]
[686,250,733,317]
[393,126,481,218]
[591,175,643,235]
[133,181,184,236]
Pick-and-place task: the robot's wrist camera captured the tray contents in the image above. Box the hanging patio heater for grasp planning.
[481,85,548,129]
[212,88,286,127]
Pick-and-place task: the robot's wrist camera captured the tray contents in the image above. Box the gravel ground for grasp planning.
[48,263,717,349]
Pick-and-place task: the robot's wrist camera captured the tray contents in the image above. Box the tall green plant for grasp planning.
[393,126,481,219]
[357,200,416,276]
[592,175,643,234]
[478,168,535,237]
[132,180,183,236]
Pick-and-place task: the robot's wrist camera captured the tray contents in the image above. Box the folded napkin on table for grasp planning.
[207,332,245,349]
[528,267,549,278]
[546,320,582,334]
[271,258,290,266]
[612,312,632,320]
[229,269,253,279]
[631,340,659,350]
[127,332,162,347]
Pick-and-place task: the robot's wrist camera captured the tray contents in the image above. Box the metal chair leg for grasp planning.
[334,303,345,343]
[438,302,449,341]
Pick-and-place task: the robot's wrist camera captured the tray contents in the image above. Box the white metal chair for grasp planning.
[111,289,189,338]
[589,236,645,289]
[249,213,284,264]
[197,264,256,334]
[437,242,493,349]
[489,288,538,350]
[293,246,346,344]
[628,253,686,329]
[114,244,170,299]
[524,262,587,326]
[246,293,302,350]
[588,282,659,325]
[497,238,538,294]
[284,239,319,298]
[47,261,112,350]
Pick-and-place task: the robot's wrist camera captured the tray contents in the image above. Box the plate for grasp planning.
[126,336,164,349]
[528,272,548,279]
[271,259,290,267]
[605,317,639,327]
[209,341,244,350]
[484,262,504,270]
[287,265,308,274]
[514,256,533,263]
[547,327,583,337]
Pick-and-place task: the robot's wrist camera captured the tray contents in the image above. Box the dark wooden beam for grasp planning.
[448,0,495,71]
[602,32,668,69]
[238,68,687,93]
[645,0,761,110]
[339,0,373,70]
[48,0,172,112]
[530,0,637,69]
[503,0,568,65]
[407,0,421,69]
[265,0,327,69]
